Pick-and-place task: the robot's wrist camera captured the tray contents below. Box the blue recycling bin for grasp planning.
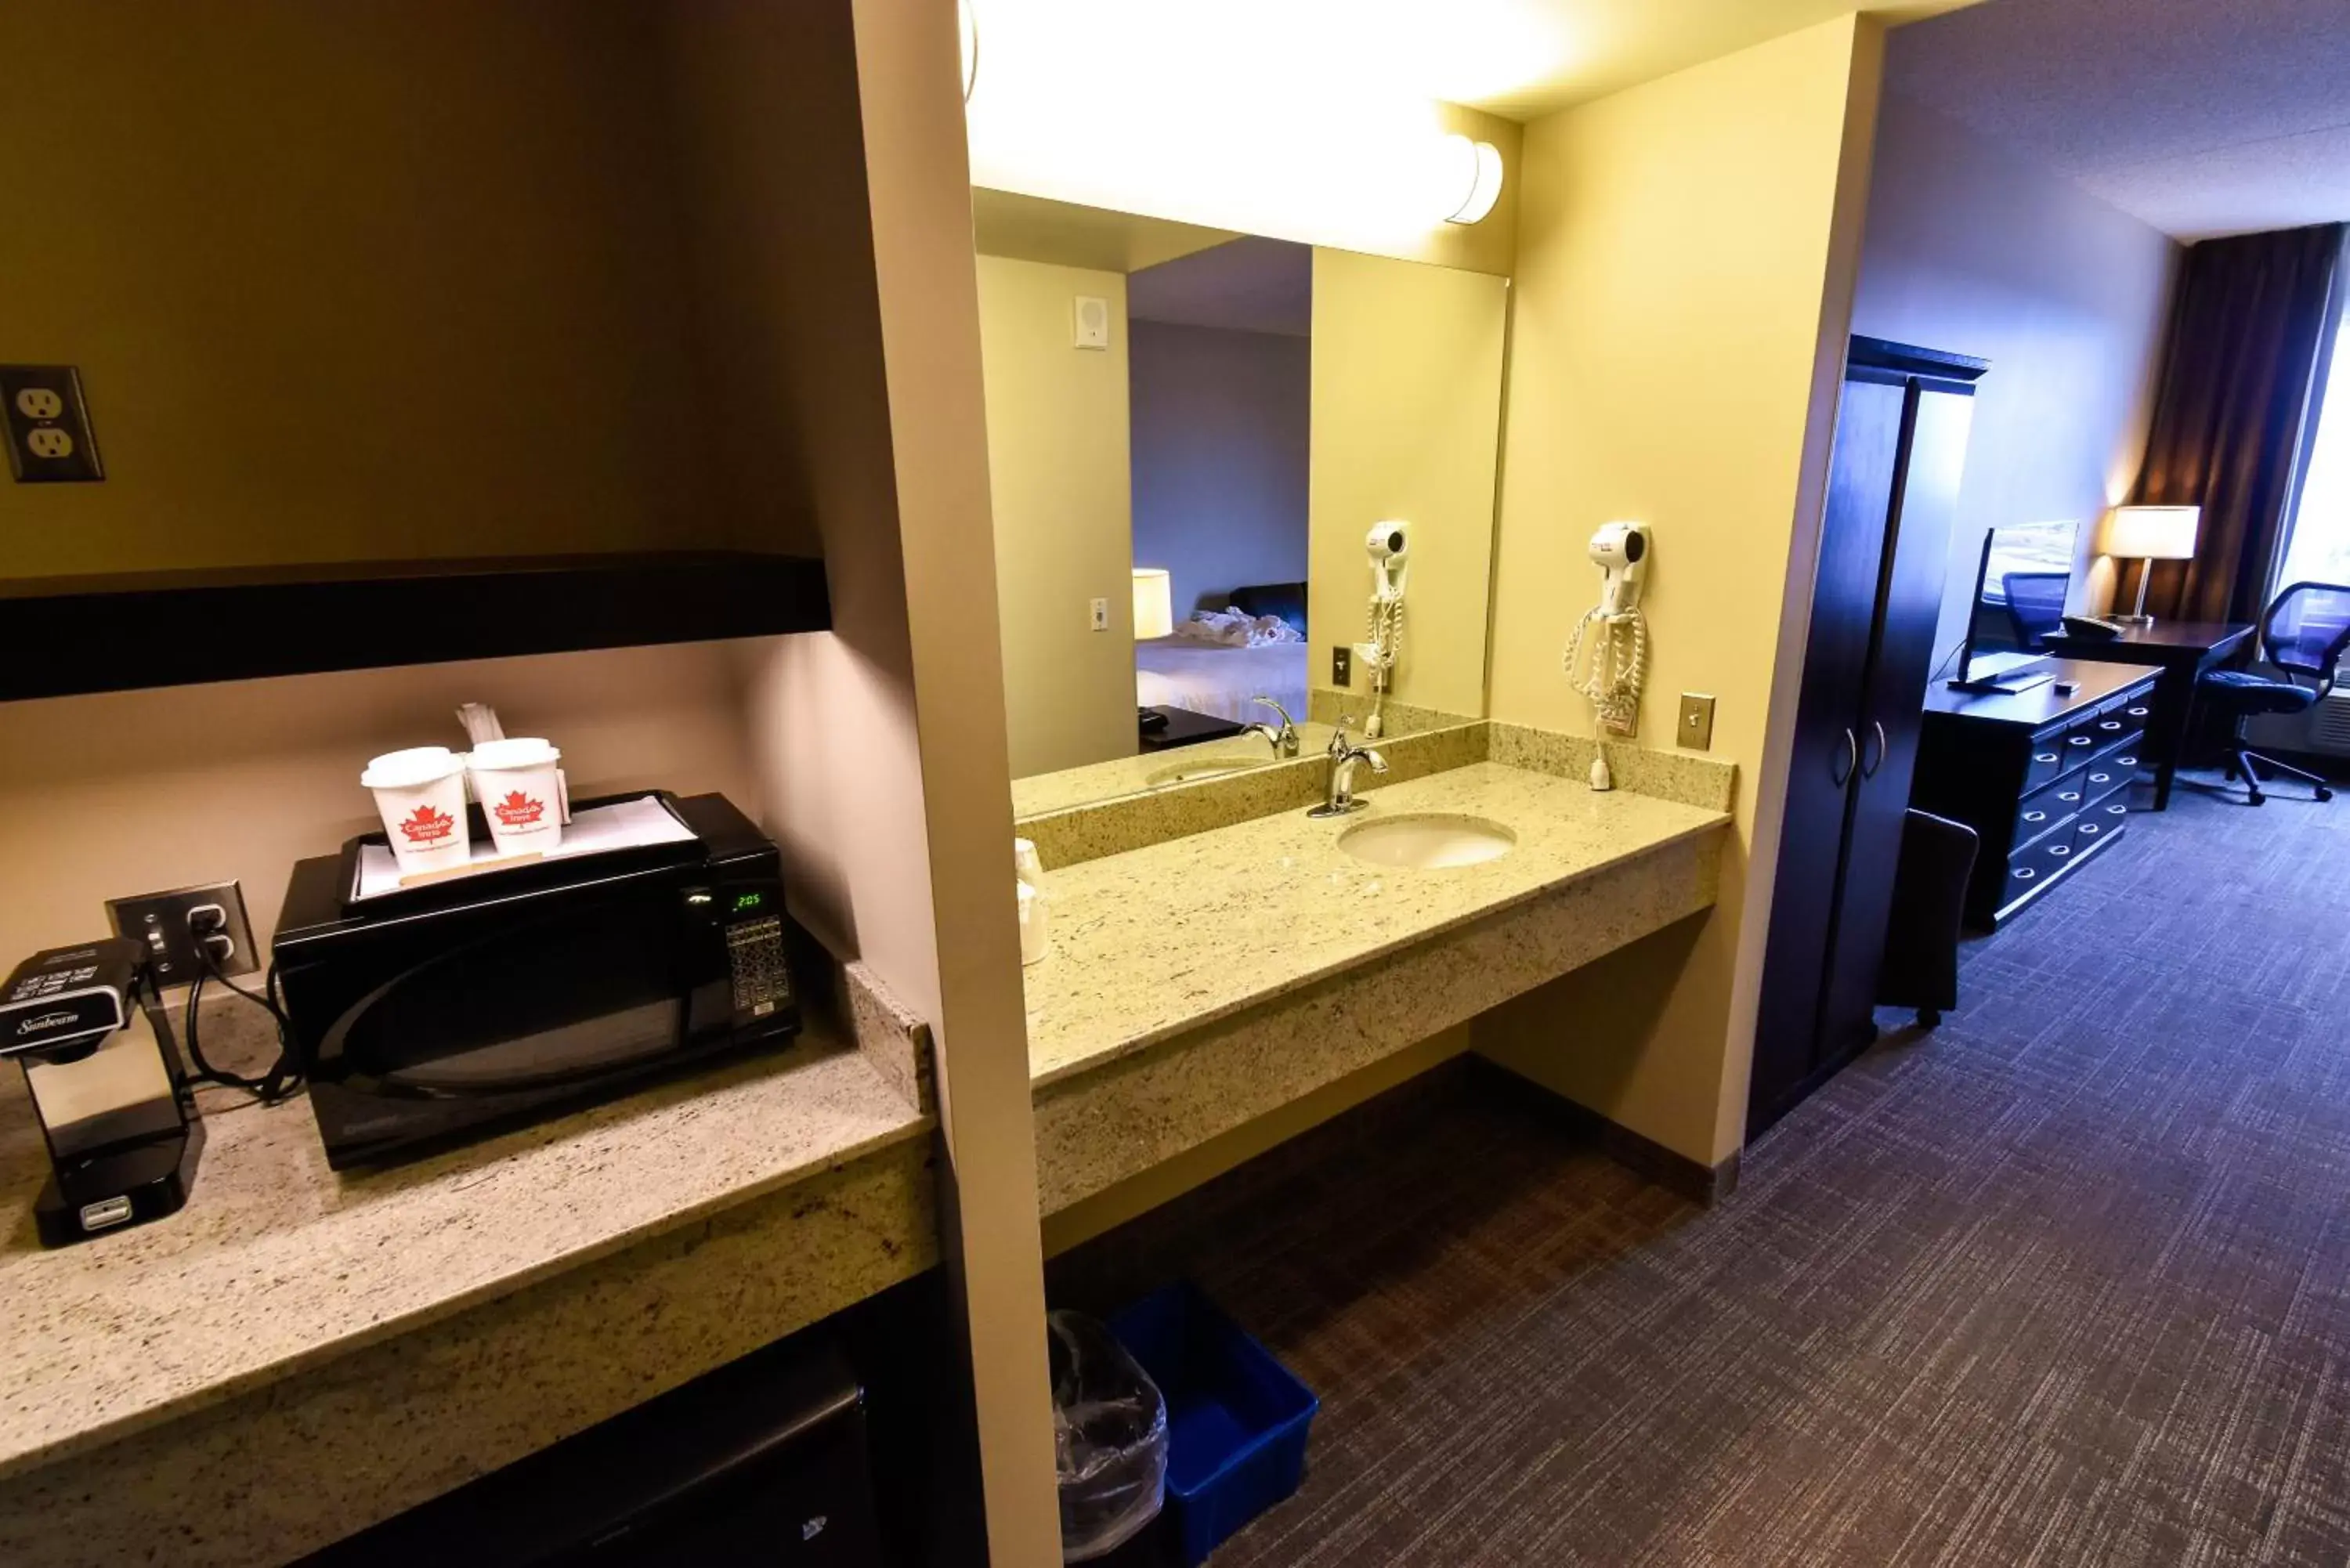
[1107,1283,1320,1566]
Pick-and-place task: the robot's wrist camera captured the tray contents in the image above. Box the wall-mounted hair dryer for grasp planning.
[1356,520,1412,738]
[1563,522,1651,768]
[1589,520,1650,618]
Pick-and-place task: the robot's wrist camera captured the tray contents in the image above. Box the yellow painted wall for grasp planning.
[0,1,755,579]
[974,258,1141,777]
[1307,250,1509,722]
[1476,16,1885,1166]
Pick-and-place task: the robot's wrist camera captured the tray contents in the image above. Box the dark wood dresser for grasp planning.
[1912,659,2159,930]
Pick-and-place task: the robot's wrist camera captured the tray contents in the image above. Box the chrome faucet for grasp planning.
[1308,717,1387,818]
[1243,695,1300,759]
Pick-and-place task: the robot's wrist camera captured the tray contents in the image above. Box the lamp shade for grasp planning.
[1132,568,1173,640]
[2100,505,2200,561]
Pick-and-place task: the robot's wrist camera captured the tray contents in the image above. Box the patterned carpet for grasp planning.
[1179,768,2350,1566]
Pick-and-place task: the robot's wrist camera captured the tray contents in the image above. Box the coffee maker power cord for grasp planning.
[184,950,304,1104]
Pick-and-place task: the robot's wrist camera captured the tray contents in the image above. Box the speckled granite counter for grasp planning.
[1010,723,1340,818]
[0,970,938,1566]
[1023,757,1732,1212]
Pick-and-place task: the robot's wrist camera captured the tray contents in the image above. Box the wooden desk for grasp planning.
[2040,620,2254,809]
[1914,659,2160,930]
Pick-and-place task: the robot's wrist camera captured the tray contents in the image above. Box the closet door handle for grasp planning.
[1860,720,1888,779]
[1831,728,1858,787]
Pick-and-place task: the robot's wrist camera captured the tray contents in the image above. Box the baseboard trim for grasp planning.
[1466,1057,1740,1205]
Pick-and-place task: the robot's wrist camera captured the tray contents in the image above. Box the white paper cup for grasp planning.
[467,737,566,858]
[361,747,472,876]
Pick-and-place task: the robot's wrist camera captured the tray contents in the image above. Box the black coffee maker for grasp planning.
[2,938,203,1246]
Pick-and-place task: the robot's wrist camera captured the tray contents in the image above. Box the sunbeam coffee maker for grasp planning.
[2,938,202,1246]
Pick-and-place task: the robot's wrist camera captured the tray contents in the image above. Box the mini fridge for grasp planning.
[305,1332,884,1566]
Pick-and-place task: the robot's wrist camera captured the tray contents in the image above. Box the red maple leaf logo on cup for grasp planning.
[493,789,546,828]
[400,804,457,844]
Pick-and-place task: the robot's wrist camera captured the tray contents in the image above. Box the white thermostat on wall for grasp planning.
[1072,295,1111,351]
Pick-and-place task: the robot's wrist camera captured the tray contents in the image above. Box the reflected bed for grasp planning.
[1134,639,1309,724]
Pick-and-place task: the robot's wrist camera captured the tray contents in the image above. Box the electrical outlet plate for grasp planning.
[1332,645,1354,688]
[1677,692,1717,750]
[107,880,258,987]
[1,365,103,482]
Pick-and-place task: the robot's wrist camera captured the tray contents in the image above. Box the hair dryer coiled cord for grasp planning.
[1364,594,1405,736]
[1562,607,1647,737]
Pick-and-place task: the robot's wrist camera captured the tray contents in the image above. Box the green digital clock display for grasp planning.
[732,891,766,914]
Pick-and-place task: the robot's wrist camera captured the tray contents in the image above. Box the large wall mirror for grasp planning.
[975,190,1510,817]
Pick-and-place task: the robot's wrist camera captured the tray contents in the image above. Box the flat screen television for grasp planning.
[1955,519,2079,692]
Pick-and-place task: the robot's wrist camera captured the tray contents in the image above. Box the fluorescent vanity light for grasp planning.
[1442,135,1505,225]
[1133,569,1173,640]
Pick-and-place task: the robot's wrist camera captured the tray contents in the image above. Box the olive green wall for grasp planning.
[0,1,765,580]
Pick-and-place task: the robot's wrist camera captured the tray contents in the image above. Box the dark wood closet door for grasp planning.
[1814,383,1976,1064]
[1748,374,1906,1135]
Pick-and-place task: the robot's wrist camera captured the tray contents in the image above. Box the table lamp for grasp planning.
[1132,568,1173,640]
[2099,505,2200,626]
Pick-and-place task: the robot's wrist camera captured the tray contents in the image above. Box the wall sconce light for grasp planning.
[1442,135,1505,225]
[960,0,980,104]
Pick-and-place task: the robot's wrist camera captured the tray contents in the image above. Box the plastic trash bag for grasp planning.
[1050,1309,1169,1562]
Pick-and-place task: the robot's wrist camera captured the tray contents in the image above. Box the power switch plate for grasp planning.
[1,365,103,482]
[1677,692,1717,750]
[1090,596,1110,631]
[107,880,259,988]
[1332,645,1354,688]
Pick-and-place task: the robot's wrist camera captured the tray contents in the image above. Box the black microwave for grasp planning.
[274,792,798,1169]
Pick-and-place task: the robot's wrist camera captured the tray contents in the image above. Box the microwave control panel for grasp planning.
[724,914,792,1022]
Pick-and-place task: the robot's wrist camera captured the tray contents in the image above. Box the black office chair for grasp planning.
[2001,571,2070,649]
[2195,581,2350,805]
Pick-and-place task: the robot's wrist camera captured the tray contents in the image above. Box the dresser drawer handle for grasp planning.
[2035,751,2060,765]
[2016,867,2037,881]
[2059,791,2082,804]
[2023,810,2047,823]
[2051,844,2072,857]
[2068,735,2093,746]
[2128,706,2149,718]
[2108,804,2128,815]
[2090,771,2112,785]
[2118,755,2138,768]
[2081,823,2101,836]
[2099,720,2123,732]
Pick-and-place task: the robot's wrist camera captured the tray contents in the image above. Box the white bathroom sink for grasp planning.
[1338,813,1517,869]
[1146,756,1263,786]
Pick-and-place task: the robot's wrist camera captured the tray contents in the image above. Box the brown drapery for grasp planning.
[2133,221,2347,624]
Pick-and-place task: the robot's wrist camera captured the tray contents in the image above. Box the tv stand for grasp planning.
[1914,659,2157,929]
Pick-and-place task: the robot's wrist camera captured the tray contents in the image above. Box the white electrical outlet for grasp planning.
[1090,597,1110,631]
[25,428,74,460]
[14,388,63,421]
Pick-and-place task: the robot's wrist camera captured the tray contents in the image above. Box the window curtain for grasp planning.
[2132,221,2347,624]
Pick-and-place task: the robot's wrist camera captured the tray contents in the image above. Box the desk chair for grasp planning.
[2196,581,2350,805]
[2002,572,2070,649]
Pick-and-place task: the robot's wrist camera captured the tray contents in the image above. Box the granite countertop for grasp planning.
[1011,723,1340,820]
[0,1028,928,1480]
[1022,760,1730,1087]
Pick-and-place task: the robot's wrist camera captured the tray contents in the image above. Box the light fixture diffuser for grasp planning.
[1444,137,1505,225]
